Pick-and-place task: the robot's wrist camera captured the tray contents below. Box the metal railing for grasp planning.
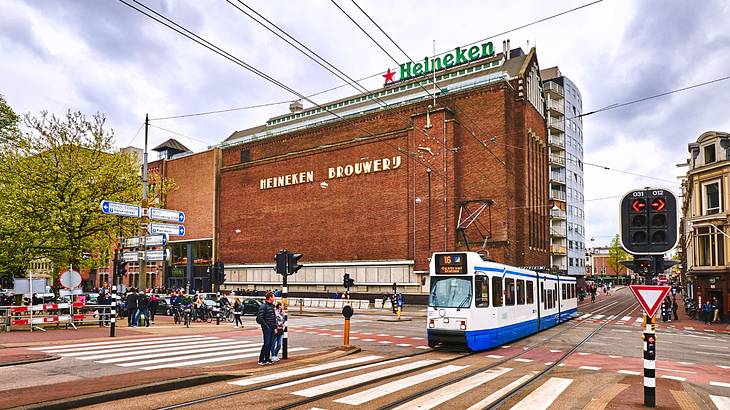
[550,245,567,254]
[546,99,564,113]
[548,118,565,132]
[548,135,565,148]
[550,209,567,219]
[550,189,567,201]
[549,154,566,166]
[544,82,564,96]
[550,172,566,183]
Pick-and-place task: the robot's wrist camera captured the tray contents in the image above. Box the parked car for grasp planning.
[242,298,261,315]
[155,297,172,316]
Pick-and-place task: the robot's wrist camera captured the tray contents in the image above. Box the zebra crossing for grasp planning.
[28,335,308,371]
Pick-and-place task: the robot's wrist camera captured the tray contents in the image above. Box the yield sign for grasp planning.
[629,285,671,318]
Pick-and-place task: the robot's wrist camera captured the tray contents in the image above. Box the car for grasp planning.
[242,298,261,315]
[154,297,172,316]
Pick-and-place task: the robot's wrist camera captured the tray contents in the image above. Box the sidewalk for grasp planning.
[662,296,730,333]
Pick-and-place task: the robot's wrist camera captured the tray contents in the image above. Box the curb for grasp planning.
[17,374,237,410]
[0,355,60,367]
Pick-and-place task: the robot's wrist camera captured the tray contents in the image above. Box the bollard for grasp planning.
[110,286,116,337]
[342,304,353,347]
[642,312,656,407]
[397,306,401,320]
[299,298,303,315]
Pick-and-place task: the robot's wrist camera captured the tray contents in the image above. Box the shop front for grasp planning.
[169,239,213,293]
[690,269,729,322]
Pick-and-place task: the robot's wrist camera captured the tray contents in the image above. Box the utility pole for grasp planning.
[139,114,149,290]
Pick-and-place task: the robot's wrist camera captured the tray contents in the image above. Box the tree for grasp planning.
[0,108,175,282]
[607,234,630,274]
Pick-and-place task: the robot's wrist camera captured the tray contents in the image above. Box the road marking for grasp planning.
[142,347,308,370]
[411,337,424,340]
[657,367,695,374]
[612,329,632,333]
[360,332,372,335]
[550,350,562,353]
[230,355,384,387]
[362,339,375,342]
[557,363,566,367]
[660,375,686,381]
[696,351,730,357]
[120,345,262,367]
[509,377,573,410]
[396,343,411,347]
[292,360,440,397]
[27,335,208,351]
[350,336,360,339]
[710,395,730,410]
[379,341,392,344]
[718,365,730,369]
[606,315,616,320]
[544,362,554,365]
[52,337,226,358]
[679,362,694,365]
[95,341,258,363]
[33,335,214,353]
[577,352,590,355]
[392,367,512,410]
[393,335,406,338]
[710,382,730,388]
[486,355,504,359]
[579,314,592,319]
[265,357,407,390]
[684,327,695,330]
[608,355,622,358]
[465,372,537,410]
[635,318,643,323]
[700,344,729,349]
[376,334,389,337]
[618,370,641,375]
[515,358,533,362]
[592,315,605,319]
[335,365,467,405]
[620,316,632,322]
[501,345,511,348]
[416,346,430,349]
[306,331,317,334]
[329,335,340,338]
[704,329,716,333]
[579,366,601,371]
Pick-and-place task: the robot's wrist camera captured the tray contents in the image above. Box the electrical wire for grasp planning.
[149,100,291,121]
[148,124,209,145]
[124,122,145,146]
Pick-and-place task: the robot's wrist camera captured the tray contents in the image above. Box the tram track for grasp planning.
[157,291,629,410]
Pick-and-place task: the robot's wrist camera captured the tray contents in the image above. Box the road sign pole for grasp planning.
[643,311,656,407]
[140,113,149,291]
[110,285,116,337]
[282,263,288,360]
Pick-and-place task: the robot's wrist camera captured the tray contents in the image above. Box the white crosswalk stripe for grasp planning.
[710,395,730,410]
[620,316,632,321]
[591,315,605,320]
[265,358,408,390]
[29,335,293,370]
[465,372,538,410]
[510,377,573,410]
[393,367,512,410]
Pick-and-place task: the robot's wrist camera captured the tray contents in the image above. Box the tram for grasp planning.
[427,251,578,350]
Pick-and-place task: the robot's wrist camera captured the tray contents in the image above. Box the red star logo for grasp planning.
[383,68,395,84]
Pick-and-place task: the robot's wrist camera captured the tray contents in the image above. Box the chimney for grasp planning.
[503,40,507,58]
[289,100,303,113]
[506,39,511,60]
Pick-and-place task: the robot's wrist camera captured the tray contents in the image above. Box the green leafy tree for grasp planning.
[0,107,175,282]
[607,234,630,274]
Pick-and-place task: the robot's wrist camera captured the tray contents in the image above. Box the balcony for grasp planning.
[548,135,565,149]
[550,245,567,254]
[550,171,566,184]
[550,189,567,202]
[547,117,565,133]
[544,81,564,98]
[550,209,567,219]
[546,99,564,115]
[550,228,567,238]
[549,154,566,166]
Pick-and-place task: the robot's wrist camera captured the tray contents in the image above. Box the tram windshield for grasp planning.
[429,276,472,308]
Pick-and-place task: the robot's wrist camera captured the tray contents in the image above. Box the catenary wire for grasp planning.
[124,122,145,146]
[149,100,291,121]
[148,124,209,145]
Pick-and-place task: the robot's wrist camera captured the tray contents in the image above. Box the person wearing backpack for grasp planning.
[256,292,277,365]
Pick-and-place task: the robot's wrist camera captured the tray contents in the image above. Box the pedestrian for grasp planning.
[126,288,138,327]
[270,302,285,362]
[256,291,277,365]
[703,300,713,324]
[148,293,159,324]
[233,297,243,328]
[136,290,150,327]
[712,297,721,322]
[672,297,679,321]
[590,287,596,303]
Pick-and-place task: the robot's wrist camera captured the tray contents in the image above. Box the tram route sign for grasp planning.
[629,284,671,318]
[435,253,467,274]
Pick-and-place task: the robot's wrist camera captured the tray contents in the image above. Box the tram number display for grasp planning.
[436,253,468,274]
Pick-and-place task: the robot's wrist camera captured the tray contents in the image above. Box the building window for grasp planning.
[695,226,725,266]
[702,181,721,215]
[704,144,716,164]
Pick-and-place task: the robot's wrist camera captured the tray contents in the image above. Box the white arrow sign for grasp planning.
[144,249,170,262]
[148,222,185,236]
[100,200,141,218]
[149,207,186,223]
[122,234,168,248]
[122,251,140,262]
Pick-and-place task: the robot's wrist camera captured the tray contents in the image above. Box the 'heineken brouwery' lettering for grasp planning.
[392,42,495,83]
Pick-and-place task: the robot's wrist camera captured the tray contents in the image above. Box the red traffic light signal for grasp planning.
[631,199,647,212]
[650,198,665,211]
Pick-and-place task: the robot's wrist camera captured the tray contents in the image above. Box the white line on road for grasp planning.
[416,346,430,349]
[579,366,601,371]
[265,358,407,390]
[486,355,504,359]
[509,377,573,410]
[119,345,262,367]
[515,358,533,362]
[95,341,257,363]
[141,347,308,370]
[700,344,729,349]
[696,351,730,357]
[657,368,695,374]
[465,372,537,410]
[709,395,730,410]
[549,350,562,353]
[230,355,383,387]
[660,375,686,381]
[27,335,207,351]
[710,381,730,388]
[618,370,640,375]
[620,316,632,321]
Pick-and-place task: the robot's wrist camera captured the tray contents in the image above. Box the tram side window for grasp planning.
[540,282,545,307]
[516,279,525,305]
[571,284,575,299]
[505,278,515,306]
[546,290,553,309]
[475,276,490,307]
[562,284,567,300]
[554,284,558,304]
[492,277,503,307]
[526,281,534,304]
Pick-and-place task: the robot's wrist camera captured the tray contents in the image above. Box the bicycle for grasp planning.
[183,305,192,328]
[171,305,183,324]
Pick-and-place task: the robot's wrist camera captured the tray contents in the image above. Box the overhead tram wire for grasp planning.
[117,0,462,192]
[226,0,390,108]
[147,124,210,146]
[142,0,605,123]
[124,122,145,146]
[569,74,730,120]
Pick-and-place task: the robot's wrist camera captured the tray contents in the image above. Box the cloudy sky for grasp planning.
[1,0,729,248]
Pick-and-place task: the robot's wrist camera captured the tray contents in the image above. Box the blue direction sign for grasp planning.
[100,200,141,218]
[148,222,185,236]
[149,207,186,223]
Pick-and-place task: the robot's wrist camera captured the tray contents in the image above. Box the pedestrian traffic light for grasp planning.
[343,273,354,289]
[287,252,303,275]
[216,261,225,284]
[620,188,678,254]
[275,250,287,275]
[118,261,128,277]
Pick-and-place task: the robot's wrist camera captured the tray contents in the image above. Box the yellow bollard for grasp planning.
[397,306,401,320]
[344,318,350,347]
[299,298,303,315]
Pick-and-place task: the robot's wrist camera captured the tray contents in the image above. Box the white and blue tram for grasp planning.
[427,252,578,350]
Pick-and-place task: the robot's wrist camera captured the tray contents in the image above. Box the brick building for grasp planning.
[217,44,550,295]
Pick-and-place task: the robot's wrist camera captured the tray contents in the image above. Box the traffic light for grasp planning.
[343,273,354,289]
[216,261,225,283]
[620,188,678,254]
[287,252,303,275]
[118,261,128,277]
[275,250,287,275]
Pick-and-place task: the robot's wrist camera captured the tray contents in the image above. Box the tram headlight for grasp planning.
[443,318,450,324]
[460,320,467,330]
[428,319,435,328]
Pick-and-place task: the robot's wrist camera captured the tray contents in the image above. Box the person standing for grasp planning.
[148,293,159,324]
[672,297,679,321]
[126,288,138,327]
[712,297,721,322]
[257,292,276,365]
[233,297,243,328]
[270,302,285,362]
[703,300,713,324]
[136,290,150,327]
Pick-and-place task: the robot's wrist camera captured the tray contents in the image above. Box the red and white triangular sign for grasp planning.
[629,285,672,318]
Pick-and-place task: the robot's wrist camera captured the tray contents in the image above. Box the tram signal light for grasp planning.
[620,188,678,254]
[275,250,287,275]
[118,261,128,277]
[343,273,354,289]
[287,252,303,275]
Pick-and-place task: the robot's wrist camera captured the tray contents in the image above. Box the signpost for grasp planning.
[149,207,185,223]
[122,234,168,248]
[629,285,671,318]
[122,251,140,263]
[148,222,186,236]
[59,268,82,330]
[99,200,141,218]
[144,249,170,262]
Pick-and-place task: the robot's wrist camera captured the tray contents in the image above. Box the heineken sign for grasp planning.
[383,41,496,84]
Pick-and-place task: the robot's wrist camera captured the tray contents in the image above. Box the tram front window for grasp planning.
[429,276,472,308]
